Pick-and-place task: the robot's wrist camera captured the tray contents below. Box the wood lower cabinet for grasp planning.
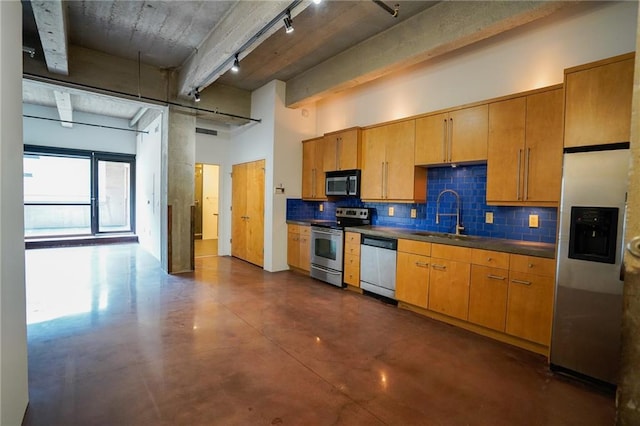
[415,104,488,166]
[486,86,563,206]
[564,53,634,148]
[287,225,310,272]
[396,239,431,308]
[428,244,471,321]
[469,265,509,332]
[505,255,555,346]
[343,232,361,286]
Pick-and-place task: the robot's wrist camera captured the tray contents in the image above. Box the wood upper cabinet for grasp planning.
[395,240,431,308]
[361,120,426,201]
[506,254,555,346]
[302,137,326,200]
[323,128,362,171]
[564,53,634,148]
[486,87,563,206]
[428,244,471,320]
[415,105,488,166]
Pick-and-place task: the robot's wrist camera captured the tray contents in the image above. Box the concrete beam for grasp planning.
[177,1,309,98]
[285,1,572,108]
[53,90,72,127]
[31,0,69,75]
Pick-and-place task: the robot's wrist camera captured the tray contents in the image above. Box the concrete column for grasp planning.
[167,107,196,273]
[0,1,29,424]
[616,6,640,424]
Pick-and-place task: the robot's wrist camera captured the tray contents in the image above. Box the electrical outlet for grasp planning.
[319,204,324,212]
[485,212,494,224]
[388,206,394,216]
[529,214,539,228]
[410,208,417,219]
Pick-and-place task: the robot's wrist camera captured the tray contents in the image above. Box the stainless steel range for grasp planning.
[309,207,372,287]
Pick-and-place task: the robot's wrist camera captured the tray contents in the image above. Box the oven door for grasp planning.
[310,227,344,271]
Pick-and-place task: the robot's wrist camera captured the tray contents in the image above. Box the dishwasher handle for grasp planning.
[361,235,397,250]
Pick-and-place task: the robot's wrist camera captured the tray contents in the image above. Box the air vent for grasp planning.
[196,128,218,136]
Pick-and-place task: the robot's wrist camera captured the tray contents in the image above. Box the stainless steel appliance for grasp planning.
[360,235,397,299]
[310,207,371,287]
[551,144,629,386]
[325,169,361,197]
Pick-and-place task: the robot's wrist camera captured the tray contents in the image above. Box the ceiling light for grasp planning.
[193,88,201,103]
[231,54,240,73]
[313,0,322,4]
[283,10,294,34]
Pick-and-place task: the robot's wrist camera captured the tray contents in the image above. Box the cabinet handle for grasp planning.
[442,119,447,163]
[524,147,531,200]
[385,162,389,199]
[516,149,522,200]
[312,168,316,198]
[449,117,453,162]
[487,257,492,261]
[528,263,534,268]
[487,274,506,280]
[381,162,385,198]
[336,138,340,170]
[432,264,447,270]
[511,279,532,286]
[415,261,429,268]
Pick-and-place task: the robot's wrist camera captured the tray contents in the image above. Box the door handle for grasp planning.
[516,149,522,200]
[432,264,447,270]
[511,279,531,286]
[524,147,531,200]
[381,162,385,198]
[442,118,447,163]
[415,262,429,268]
[448,117,453,162]
[487,274,506,280]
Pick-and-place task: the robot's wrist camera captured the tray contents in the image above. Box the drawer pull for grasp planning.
[487,274,505,280]
[432,264,447,270]
[512,279,532,286]
[528,263,534,268]
[415,261,429,268]
[487,257,492,261]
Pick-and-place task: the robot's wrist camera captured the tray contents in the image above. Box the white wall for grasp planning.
[316,1,639,133]
[136,113,163,261]
[0,2,29,424]
[23,104,137,154]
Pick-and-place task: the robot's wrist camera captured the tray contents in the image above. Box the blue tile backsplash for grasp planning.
[287,164,557,244]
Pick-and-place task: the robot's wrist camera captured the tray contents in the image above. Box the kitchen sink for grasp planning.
[411,231,475,241]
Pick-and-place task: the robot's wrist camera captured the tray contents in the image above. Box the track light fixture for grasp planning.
[193,88,201,102]
[231,54,240,73]
[283,10,294,34]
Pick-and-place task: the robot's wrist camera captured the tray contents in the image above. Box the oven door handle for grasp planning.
[310,264,342,275]
[312,229,341,236]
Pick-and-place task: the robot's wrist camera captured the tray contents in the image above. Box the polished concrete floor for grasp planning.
[23,244,615,425]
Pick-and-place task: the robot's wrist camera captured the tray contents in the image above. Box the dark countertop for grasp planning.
[287,220,556,259]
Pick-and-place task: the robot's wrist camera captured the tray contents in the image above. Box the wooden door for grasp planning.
[396,252,430,308]
[486,97,526,203]
[524,88,563,203]
[385,120,416,200]
[360,127,386,200]
[231,162,248,260]
[428,258,471,320]
[245,160,264,267]
[468,265,508,331]
[564,54,634,147]
[301,140,316,199]
[449,104,488,163]
[336,128,361,170]
[415,113,447,165]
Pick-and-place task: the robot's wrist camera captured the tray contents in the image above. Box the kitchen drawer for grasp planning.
[431,243,472,263]
[345,241,361,256]
[300,226,311,236]
[398,239,431,256]
[288,224,300,233]
[471,248,509,269]
[345,232,361,245]
[344,253,360,286]
[510,254,555,277]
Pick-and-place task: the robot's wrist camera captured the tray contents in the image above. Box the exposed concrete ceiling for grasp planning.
[21,0,581,125]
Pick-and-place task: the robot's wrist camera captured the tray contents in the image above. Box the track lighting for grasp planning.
[231,54,240,73]
[313,0,322,4]
[193,88,201,102]
[283,10,294,34]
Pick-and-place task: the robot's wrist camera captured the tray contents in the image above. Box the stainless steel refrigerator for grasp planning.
[551,144,629,386]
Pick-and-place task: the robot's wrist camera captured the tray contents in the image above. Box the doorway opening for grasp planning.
[194,163,219,257]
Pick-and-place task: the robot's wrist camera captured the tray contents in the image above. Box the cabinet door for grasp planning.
[287,228,300,267]
[245,160,265,267]
[396,252,430,308]
[449,105,488,163]
[361,127,387,200]
[415,113,447,165]
[506,271,555,345]
[344,253,360,286]
[302,140,317,199]
[322,136,338,173]
[337,129,361,170]
[469,265,508,331]
[564,55,634,148]
[385,120,416,200]
[486,97,526,203]
[428,258,471,320]
[524,88,563,203]
[299,227,311,271]
[231,162,248,260]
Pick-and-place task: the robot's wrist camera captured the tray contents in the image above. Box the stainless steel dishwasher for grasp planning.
[359,235,397,299]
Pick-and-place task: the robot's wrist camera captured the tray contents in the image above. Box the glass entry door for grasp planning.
[95,157,133,234]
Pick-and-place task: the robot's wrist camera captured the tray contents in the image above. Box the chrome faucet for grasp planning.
[436,189,464,235]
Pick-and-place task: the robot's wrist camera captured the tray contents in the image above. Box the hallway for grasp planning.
[23,244,614,425]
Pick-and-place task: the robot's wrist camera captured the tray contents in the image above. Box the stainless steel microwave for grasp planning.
[325,169,360,197]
